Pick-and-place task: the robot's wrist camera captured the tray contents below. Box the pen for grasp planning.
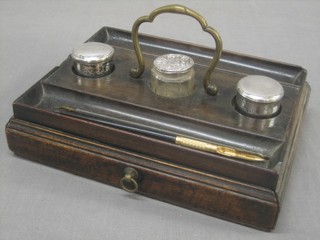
[53,106,266,162]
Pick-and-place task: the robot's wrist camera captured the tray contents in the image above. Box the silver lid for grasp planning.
[71,42,114,77]
[153,54,194,74]
[71,42,114,64]
[237,75,284,103]
[236,75,284,118]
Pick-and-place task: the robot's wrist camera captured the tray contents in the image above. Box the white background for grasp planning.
[1,0,319,239]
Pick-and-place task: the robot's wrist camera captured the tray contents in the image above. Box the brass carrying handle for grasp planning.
[130,4,223,95]
[120,167,140,193]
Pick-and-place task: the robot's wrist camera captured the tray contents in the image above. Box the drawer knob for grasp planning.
[120,167,139,193]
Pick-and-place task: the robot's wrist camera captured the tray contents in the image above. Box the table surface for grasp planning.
[1,1,319,239]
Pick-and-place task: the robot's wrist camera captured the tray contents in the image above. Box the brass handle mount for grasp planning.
[120,167,140,193]
[130,4,223,95]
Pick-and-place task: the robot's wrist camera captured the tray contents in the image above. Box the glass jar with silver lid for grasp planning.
[150,54,195,98]
[71,42,114,78]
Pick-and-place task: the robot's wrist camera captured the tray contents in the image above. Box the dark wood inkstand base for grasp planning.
[6,27,310,231]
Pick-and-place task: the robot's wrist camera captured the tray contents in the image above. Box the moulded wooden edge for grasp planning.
[275,81,311,203]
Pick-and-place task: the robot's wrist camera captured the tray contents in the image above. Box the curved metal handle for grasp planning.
[120,167,139,193]
[130,4,223,95]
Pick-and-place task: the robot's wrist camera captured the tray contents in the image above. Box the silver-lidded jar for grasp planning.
[71,42,114,78]
[150,54,195,98]
[236,75,284,118]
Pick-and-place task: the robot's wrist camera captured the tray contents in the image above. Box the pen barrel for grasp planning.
[175,136,218,153]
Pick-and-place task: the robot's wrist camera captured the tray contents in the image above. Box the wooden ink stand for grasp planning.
[5,6,310,231]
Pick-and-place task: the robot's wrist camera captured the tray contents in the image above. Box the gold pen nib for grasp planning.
[216,146,265,161]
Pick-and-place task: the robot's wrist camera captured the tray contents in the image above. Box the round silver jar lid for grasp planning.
[237,75,284,103]
[71,42,114,77]
[71,42,114,64]
[153,54,194,74]
[236,75,284,118]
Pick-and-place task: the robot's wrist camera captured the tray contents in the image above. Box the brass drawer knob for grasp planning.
[120,167,139,193]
